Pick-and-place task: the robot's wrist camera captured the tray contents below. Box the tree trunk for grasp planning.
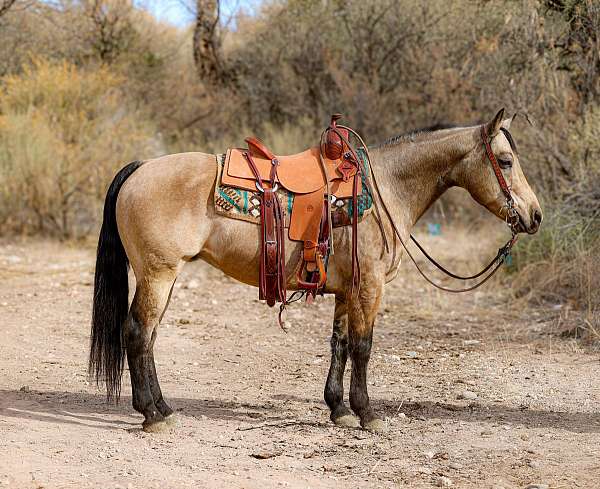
[0,0,17,18]
[193,0,224,85]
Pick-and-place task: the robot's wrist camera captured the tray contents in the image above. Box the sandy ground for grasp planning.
[1,231,599,489]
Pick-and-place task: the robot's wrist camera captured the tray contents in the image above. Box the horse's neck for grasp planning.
[370,127,475,231]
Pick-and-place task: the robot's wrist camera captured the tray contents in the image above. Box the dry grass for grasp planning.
[0,58,160,237]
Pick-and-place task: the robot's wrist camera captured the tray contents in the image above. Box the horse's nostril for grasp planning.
[533,209,542,225]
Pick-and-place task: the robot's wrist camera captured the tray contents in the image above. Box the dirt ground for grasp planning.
[1,230,599,489]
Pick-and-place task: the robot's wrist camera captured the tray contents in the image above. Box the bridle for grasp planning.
[356,123,521,293]
[481,125,521,235]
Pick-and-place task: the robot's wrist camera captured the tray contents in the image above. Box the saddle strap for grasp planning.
[243,151,286,307]
[261,189,286,306]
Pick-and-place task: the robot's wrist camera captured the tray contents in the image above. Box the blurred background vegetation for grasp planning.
[0,0,598,328]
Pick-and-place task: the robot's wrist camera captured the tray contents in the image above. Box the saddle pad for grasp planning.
[222,147,358,198]
[214,153,373,227]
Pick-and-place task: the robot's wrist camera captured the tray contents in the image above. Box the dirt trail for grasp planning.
[1,232,599,489]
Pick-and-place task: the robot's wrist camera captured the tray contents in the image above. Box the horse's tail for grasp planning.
[89,161,143,401]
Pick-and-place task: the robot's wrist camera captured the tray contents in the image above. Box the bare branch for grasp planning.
[0,0,17,18]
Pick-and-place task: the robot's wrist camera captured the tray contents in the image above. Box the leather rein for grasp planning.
[348,123,520,294]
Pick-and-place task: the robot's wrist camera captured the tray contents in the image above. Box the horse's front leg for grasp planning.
[324,296,360,428]
[347,279,386,432]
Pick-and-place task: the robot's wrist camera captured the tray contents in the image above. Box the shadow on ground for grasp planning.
[1,389,599,434]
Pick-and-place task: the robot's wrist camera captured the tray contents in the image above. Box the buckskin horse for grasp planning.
[89,109,542,432]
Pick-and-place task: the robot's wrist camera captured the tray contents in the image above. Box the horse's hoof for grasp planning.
[333,414,361,429]
[142,420,169,433]
[164,414,178,427]
[362,418,387,433]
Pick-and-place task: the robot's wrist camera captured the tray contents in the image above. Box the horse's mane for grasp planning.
[377,122,518,153]
[377,123,459,148]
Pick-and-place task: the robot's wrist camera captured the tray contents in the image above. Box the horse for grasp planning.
[89,108,542,433]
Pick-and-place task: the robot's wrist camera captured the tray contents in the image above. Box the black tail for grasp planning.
[89,161,142,401]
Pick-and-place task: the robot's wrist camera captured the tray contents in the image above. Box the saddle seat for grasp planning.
[222,145,358,197]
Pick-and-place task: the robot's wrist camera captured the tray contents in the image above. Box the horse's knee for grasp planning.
[123,313,152,353]
[330,320,349,360]
[349,328,373,363]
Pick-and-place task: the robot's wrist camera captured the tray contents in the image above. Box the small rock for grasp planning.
[458,390,478,400]
[251,451,281,460]
[527,460,541,469]
[424,450,435,460]
[448,462,463,470]
[178,318,190,325]
[398,412,406,419]
[524,485,548,489]
[463,339,480,346]
[437,476,453,487]
[19,385,31,393]
[406,351,418,359]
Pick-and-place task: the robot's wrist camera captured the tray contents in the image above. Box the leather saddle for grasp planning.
[221,114,364,317]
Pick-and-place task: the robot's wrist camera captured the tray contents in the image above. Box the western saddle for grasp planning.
[221,114,366,318]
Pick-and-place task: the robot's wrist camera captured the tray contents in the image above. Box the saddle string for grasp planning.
[336,125,390,254]
[342,125,518,293]
[318,128,335,256]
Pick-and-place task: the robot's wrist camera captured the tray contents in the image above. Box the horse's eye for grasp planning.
[498,157,512,169]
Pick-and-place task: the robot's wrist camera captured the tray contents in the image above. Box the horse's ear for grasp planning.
[501,113,517,130]
[485,108,505,136]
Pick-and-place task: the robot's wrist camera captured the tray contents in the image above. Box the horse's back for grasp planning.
[116,152,218,274]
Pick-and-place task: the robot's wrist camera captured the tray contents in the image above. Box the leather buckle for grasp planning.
[255,181,279,193]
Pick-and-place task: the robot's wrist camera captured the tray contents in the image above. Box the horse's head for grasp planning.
[450,109,542,234]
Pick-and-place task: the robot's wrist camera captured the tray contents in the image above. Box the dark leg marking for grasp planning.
[147,332,173,419]
[324,300,360,428]
[325,318,350,417]
[146,280,176,419]
[349,328,380,427]
[124,313,165,430]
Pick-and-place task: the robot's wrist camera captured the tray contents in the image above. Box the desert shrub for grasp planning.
[0,57,160,237]
[511,103,600,331]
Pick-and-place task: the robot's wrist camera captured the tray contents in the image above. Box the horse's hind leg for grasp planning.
[125,272,177,432]
[324,297,360,428]
[146,280,177,423]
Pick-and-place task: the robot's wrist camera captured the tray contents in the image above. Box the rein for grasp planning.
[355,124,520,293]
